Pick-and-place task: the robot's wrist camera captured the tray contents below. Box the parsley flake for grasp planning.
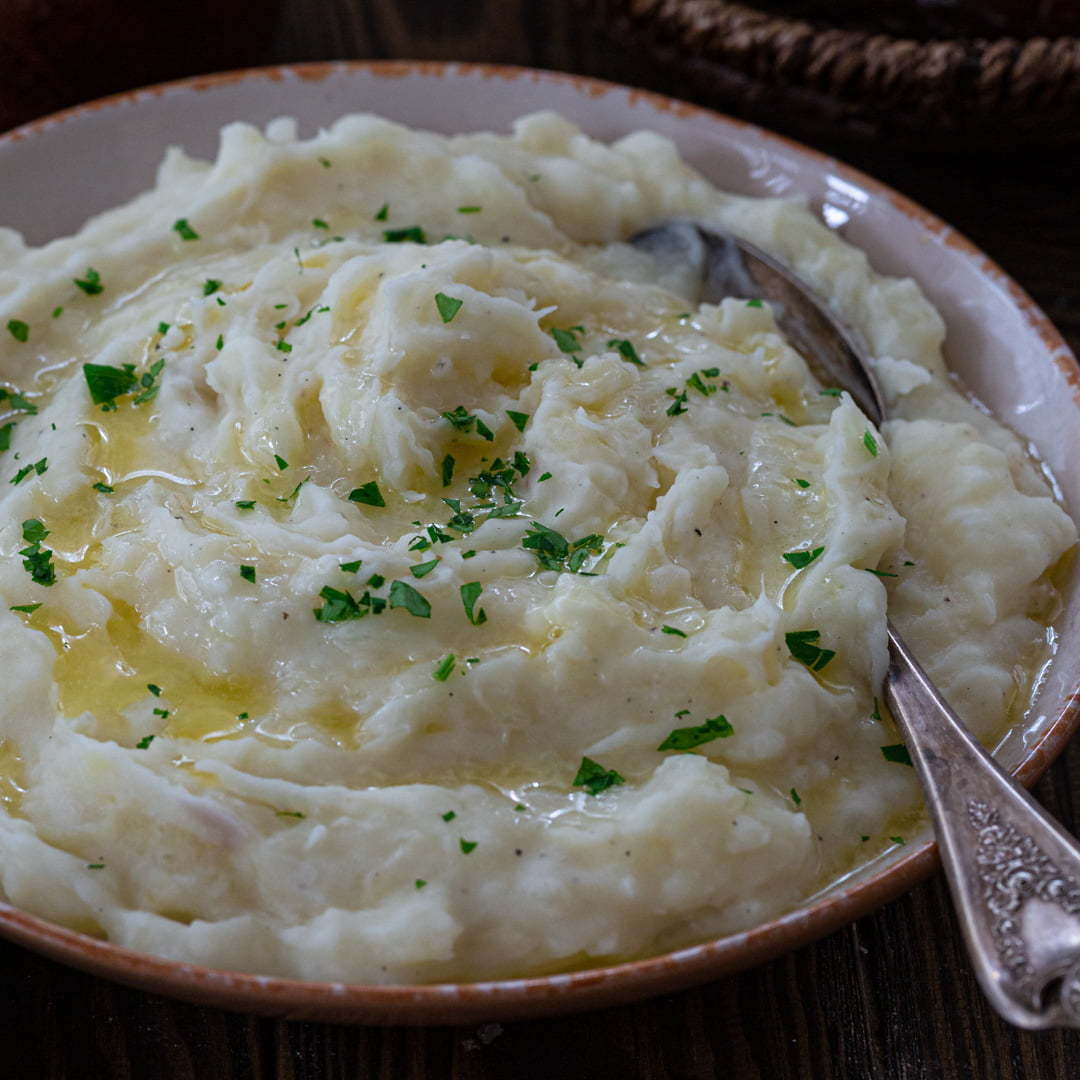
[235,500,255,510]
[348,481,385,507]
[388,579,431,618]
[457,205,482,214]
[442,811,456,822]
[607,338,645,366]
[793,478,811,488]
[0,423,13,452]
[746,298,764,308]
[7,320,28,343]
[441,454,455,487]
[538,471,552,482]
[11,458,47,485]
[459,838,478,854]
[785,629,836,671]
[660,625,687,638]
[0,387,36,414]
[550,327,582,358]
[658,714,733,751]
[573,757,625,796]
[313,585,365,623]
[441,405,493,440]
[460,581,487,626]
[435,293,463,323]
[433,654,456,682]
[172,218,199,241]
[819,388,843,397]
[863,430,879,457]
[93,482,115,493]
[240,565,256,584]
[889,836,906,846]
[83,363,138,408]
[881,743,913,766]
[782,546,824,570]
[506,410,529,432]
[274,454,288,471]
[312,218,329,230]
[135,735,156,750]
[52,306,63,319]
[863,567,898,578]
[790,788,802,806]
[374,203,388,221]
[9,603,41,614]
[411,558,440,579]
[74,268,103,295]
[415,879,427,889]
[202,278,221,297]
[339,560,362,573]
[147,684,162,697]
[215,333,224,351]
[383,226,426,244]
[275,340,292,354]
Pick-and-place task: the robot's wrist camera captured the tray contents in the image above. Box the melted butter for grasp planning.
[50,598,268,746]
[0,737,27,816]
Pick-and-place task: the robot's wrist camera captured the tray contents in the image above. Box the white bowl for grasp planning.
[1,61,1078,1024]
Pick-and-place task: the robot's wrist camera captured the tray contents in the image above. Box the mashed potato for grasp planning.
[0,112,1073,983]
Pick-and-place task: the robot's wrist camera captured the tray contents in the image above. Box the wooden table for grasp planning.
[3,2,1080,1076]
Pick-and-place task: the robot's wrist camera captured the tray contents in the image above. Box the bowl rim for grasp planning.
[1,58,1079,1025]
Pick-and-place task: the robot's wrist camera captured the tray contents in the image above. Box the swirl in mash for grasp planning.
[0,113,1073,982]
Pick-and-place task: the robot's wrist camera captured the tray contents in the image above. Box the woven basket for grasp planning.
[580,0,1080,147]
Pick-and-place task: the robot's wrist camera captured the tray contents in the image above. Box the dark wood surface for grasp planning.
[3,2,1080,1077]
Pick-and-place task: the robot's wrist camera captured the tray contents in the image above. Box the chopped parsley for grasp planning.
[415,879,427,889]
[312,218,329,230]
[153,707,169,718]
[172,218,199,241]
[19,520,55,587]
[215,334,224,351]
[863,430,879,457]
[374,203,388,221]
[9,603,41,614]
[313,585,366,622]
[506,410,529,433]
[573,757,625,796]
[275,340,293,354]
[410,558,440,579]
[871,698,882,722]
[132,358,165,405]
[348,481,385,507]
[441,405,493,441]
[435,293,463,323]
[819,388,843,397]
[11,458,47,485]
[459,838,478,854]
[881,743,913,766]
[537,471,552,482]
[607,338,644,366]
[235,500,255,510]
[74,268,103,295]
[135,735,156,750]
[0,423,12,452]
[782,546,824,570]
[274,454,288,471]
[521,522,604,574]
[457,205,482,214]
[52,306,63,319]
[746,298,764,308]
[276,810,305,819]
[86,863,105,870]
[339,560,362,573]
[785,629,836,672]
[889,836,906,845]
[460,581,487,625]
[0,387,36,414]
[433,654,456,681]
[442,811,456,822]
[240,565,256,584]
[93,482,114,493]
[367,573,385,588]
[550,327,582,359]
[383,226,426,243]
[147,684,162,697]
[864,567,898,578]
[388,579,431,618]
[665,388,688,416]
[441,454,455,487]
[661,625,687,638]
[157,322,170,335]
[793,478,811,488]
[657,714,733,751]
[83,363,138,408]
[202,278,222,296]
[790,788,802,806]
[6,320,28,343]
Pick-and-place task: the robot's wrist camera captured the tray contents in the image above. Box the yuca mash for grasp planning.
[0,113,1074,983]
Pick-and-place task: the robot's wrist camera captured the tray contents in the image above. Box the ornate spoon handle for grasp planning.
[885,623,1080,1028]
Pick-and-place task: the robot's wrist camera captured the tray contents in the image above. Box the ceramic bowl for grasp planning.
[1,61,1078,1024]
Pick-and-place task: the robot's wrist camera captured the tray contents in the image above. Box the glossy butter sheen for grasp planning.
[0,111,1073,983]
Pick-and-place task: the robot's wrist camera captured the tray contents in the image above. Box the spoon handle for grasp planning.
[885,622,1080,1028]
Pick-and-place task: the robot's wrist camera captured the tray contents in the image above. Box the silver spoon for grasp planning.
[632,220,1080,1029]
